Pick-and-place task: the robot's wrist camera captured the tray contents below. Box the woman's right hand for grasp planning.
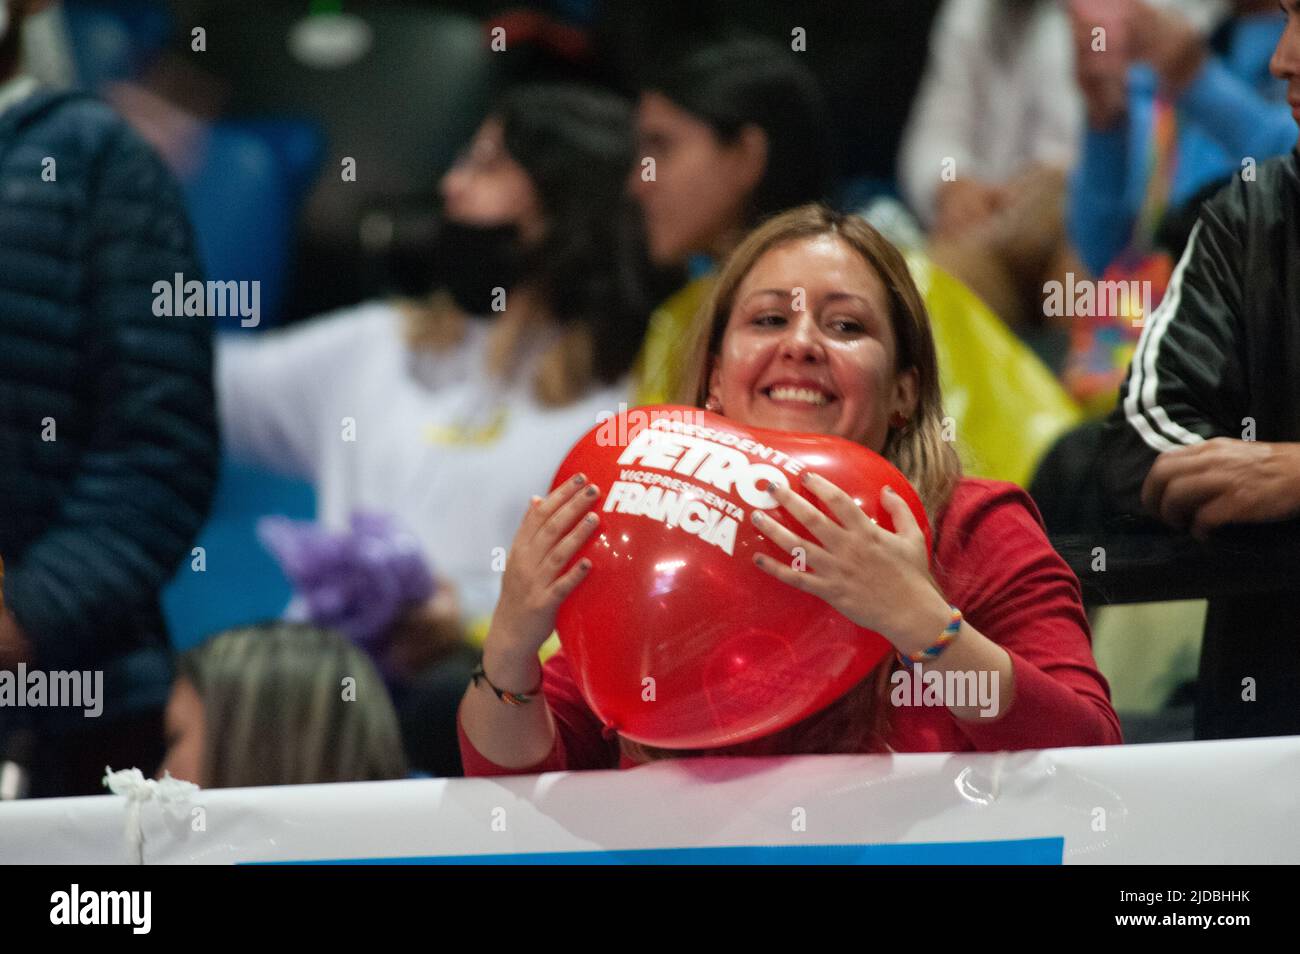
[483,473,602,663]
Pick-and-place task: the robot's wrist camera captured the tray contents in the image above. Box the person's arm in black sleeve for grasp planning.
[3,120,219,671]
[1099,203,1247,519]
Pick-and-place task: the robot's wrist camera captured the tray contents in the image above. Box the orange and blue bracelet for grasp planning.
[897,605,963,667]
[471,663,542,706]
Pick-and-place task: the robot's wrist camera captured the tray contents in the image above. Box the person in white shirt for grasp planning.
[218,84,657,633]
[898,0,1082,235]
[896,0,1222,334]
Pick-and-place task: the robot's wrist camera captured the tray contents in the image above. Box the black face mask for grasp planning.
[433,219,525,316]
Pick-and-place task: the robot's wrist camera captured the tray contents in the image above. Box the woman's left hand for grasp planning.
[750,471,952,654]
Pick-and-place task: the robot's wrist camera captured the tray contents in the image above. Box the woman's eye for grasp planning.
[753,312,786,326]
[830,317,866,333]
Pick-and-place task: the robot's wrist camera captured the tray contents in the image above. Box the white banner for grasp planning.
[2,737,1298,864]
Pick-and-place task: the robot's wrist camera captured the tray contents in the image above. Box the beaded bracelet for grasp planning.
[470,663,542,706]
[897,605,963,667]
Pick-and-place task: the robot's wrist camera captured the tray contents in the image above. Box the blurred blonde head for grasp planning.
[164,622,407,788]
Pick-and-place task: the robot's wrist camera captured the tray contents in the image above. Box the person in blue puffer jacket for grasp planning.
[0,0,218,797]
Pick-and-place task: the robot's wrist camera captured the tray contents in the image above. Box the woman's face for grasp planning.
[439,118,546,243]
[707,234,918,451]
[631,92,767,266]
[158,676,207,787]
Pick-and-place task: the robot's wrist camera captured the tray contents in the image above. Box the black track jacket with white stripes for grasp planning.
[1100,148,1300,740]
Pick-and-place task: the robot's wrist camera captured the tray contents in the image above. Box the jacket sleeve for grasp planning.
[1099,202,1247,517]
[1068,122,1135,277]
[458,650,622,776]
[5,121,218,670]
[938,483,1122,750]
[1179,58,1299,171]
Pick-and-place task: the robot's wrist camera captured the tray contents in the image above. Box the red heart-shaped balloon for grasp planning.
[550,405,931,749]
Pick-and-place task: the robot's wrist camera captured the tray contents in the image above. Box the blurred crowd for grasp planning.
[1,0,1298,797]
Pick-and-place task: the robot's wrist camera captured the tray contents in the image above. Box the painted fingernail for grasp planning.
[579,558,591,570]
[883,485,896,496]
[573,473,586,486]
[585,485,598,497]
[584,513,598,524]
[751,510,765,523]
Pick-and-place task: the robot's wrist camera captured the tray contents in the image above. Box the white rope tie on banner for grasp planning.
[103,767,200,865]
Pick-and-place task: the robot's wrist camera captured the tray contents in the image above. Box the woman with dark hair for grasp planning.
[458,205,1121,774]
[633,36,835,266]
[629,36,835,404]
[421,84,656,398]
[219,83,653,630]
[216,85,654,775]
[626,35,1080,493]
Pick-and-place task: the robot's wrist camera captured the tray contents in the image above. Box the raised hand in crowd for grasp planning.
[1068,0,1135,128]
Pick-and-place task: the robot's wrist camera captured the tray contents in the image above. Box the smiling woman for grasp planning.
[457,206,1122,773]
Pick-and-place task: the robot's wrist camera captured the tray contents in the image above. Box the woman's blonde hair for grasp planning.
[623,203,964,764]
[178,622,408,788]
